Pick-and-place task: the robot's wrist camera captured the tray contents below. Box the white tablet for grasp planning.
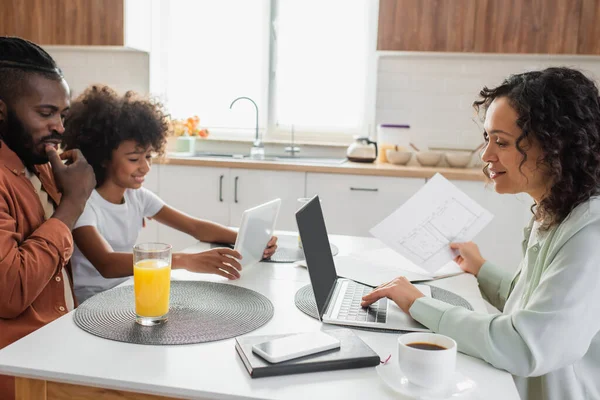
[234,198,282,268]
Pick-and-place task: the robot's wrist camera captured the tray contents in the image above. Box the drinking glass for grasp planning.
[133,243,172,326]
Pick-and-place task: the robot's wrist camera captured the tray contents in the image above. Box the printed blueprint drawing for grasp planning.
[398,197,479,264]
[370,174,494,273]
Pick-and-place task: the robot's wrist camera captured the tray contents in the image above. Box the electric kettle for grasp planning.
[346,137,378,163]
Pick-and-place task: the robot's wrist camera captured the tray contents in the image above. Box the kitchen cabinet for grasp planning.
[451,180,532,273]
[377,0,477,52]
[158,165,230,251]
[306,173,426,237]
[157,165,304,251]
[227,168,306,231]
[0,0,124,45]
[578,0,600,54]
[473,0,582,54]
[378,0,591,54]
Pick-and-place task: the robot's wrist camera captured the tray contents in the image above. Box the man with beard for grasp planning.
[0,37,96,399]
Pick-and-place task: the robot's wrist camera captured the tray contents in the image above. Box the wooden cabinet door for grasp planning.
[451,180,532,273]
[473,0,582,54]
[228,169,306,232]
[158,165,230,251]
[0,0,124,45]
[578,0,600,54]
[377,0,477,51]
[306,173,425,237]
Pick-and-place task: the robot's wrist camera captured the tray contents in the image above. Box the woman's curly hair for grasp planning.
[474,67,600,230]
[62,85,169,187]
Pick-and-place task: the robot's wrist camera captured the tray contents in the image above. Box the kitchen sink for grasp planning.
[191,152,347,165]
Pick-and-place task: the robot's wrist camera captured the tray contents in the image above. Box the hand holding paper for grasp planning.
[449,241,486,276]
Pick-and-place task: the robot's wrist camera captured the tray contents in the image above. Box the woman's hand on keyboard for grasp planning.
[360,277,425,314]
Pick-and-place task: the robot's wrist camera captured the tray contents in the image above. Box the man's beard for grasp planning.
[2,110,54,167]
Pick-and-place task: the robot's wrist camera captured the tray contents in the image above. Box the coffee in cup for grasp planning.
[407,342,447,351]
[397,332,457,389]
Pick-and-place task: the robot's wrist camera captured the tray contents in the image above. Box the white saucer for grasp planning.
[376,363,476,399]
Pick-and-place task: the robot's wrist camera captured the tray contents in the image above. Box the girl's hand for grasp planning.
[262,236,278,259]
[186,248,242,279]
[361,277,425,314]
[449,242,486,276]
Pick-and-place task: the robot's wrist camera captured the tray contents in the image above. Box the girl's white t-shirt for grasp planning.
[71,188,165,303]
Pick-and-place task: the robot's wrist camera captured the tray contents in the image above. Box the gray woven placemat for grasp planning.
[294,284,473,333]
[74,281,273,345]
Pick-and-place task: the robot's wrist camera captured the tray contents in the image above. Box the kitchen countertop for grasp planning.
[155,155,485,181]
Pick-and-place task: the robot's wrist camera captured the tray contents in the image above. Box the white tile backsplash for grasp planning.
[43,46,150,99]
[376,52,600,151]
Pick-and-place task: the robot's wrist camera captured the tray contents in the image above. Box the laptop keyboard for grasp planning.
[336,281,388,323]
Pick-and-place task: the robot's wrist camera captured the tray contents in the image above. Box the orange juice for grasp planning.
[133,259,171,317]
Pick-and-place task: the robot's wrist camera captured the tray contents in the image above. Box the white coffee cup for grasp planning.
[397,332,457,389]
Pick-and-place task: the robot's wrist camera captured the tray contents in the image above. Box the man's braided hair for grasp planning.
[0,36,64,107]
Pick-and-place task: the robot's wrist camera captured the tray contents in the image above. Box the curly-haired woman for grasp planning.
[362,67,600,400]
[62,85,277,304]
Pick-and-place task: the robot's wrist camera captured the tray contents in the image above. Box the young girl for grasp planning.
[62,85,277,304]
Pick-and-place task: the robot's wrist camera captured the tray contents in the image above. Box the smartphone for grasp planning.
[252,332,341,363]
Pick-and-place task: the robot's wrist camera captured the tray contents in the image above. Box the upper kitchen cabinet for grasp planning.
[378,0,595,54]
[473,0,582,54]
[0,0,124,45]
[377,0,477,52]
[578,0,600,54]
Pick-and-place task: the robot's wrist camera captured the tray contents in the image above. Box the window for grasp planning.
[154,0,375,143]
[154,0,270,139]
[269,0,374,142]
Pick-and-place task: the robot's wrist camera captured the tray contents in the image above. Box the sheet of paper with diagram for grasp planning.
[369,173,494,273]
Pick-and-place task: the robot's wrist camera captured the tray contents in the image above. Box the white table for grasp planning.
[0,233,519,400]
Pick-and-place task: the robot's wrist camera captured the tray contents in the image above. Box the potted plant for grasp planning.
[170,115,209,154]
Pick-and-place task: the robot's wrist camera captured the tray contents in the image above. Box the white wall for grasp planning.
[43,46,150,99]
[376,52,600,151]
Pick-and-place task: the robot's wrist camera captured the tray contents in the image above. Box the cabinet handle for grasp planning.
[234,176,239,203]
[349,187,379,192]
[219,174,224,202]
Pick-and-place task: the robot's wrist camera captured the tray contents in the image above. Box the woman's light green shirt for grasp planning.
[410,198,600,400]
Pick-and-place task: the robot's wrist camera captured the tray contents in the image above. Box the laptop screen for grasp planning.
[295,195,338,318]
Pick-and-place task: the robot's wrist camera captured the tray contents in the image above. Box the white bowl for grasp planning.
[415,151,442,167]
[445,151,473,168]
[386,149,412,165]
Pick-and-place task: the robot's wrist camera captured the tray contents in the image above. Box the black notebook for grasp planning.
[235,328,380,378]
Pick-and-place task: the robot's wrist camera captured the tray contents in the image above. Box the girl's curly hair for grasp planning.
[474,67,600,230]
[62,85,169,187]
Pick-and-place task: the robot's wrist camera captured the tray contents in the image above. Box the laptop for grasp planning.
[296,195,430,332]
[234,198,282,268]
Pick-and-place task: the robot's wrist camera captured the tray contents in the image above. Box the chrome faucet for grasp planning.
[284,124,301,157]
[229,96,263,151]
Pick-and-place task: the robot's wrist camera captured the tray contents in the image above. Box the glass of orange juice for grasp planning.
[133,243,172,326]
